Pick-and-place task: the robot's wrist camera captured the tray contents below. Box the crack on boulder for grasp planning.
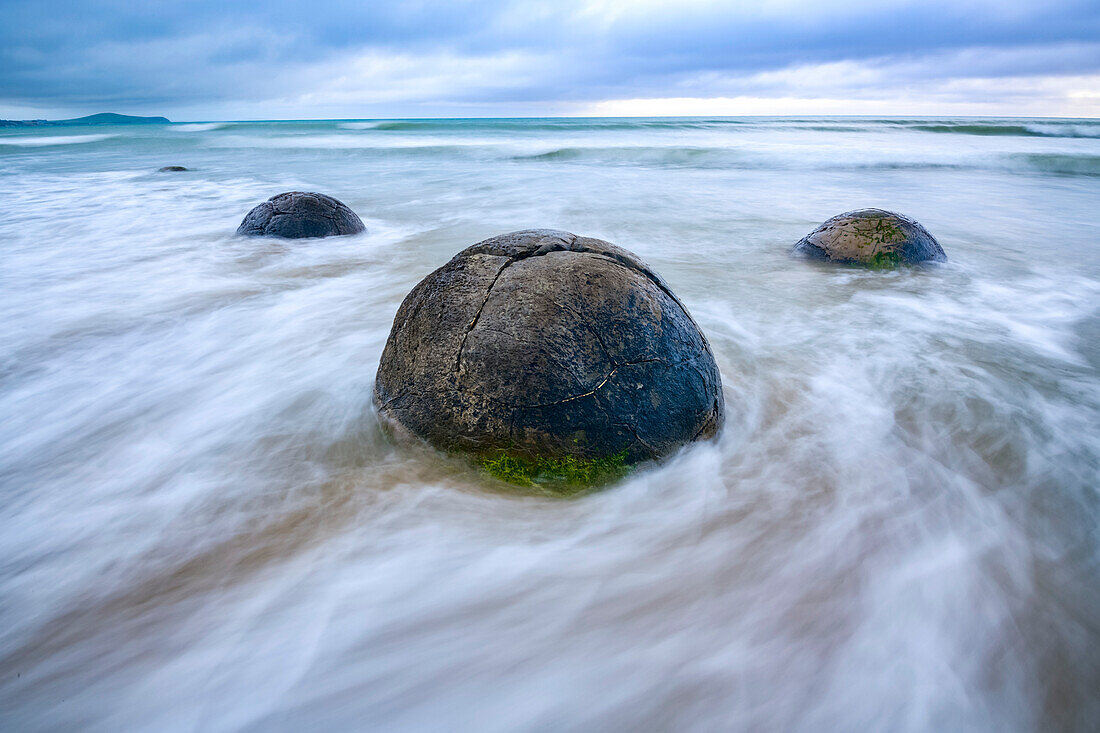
[546,298,614,366]
[586,321,613,364]
[615,421,657,455]
[585,252,687,318]
[454,231,700,377]
[478,231,692,321]
[454,256,513,375]
[690,397,722,441]
[453,234,582,375]
[517,357,662,408]
[375,384,422,411]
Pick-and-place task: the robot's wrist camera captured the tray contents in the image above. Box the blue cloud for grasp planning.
[1,0,1098,115]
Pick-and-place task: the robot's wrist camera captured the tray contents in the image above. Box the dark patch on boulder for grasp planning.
[374,229,724,467]
[236,191,365,239]
[157,166,188,172]
[793,208,946,266]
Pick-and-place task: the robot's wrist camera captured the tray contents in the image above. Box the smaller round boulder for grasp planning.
[237,191,365,239]
[792,208,946,266]
[157,166,188,172]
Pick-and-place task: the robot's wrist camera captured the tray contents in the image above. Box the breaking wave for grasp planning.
[0,134,117,147]
[910,121,1100,138]
[365,118,745,132]
[1019,153,1100,176]
[172,122,231,132]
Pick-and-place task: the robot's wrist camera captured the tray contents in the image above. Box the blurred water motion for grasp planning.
[1,117,1099,731]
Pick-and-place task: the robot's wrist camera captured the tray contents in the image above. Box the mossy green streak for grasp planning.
[476,450,630,493]
[868,250,903,269]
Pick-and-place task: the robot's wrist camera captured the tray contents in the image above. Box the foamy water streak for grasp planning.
[173,122,232,132]
[1,117,1098,732]
[0,133,117,146]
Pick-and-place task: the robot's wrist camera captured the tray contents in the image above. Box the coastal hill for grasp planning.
[0,113,170,128]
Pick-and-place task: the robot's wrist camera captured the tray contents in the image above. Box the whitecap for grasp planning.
[337,122,384,130]
[208,134,499,150]
[172,123,230,132]
[0,134,117,147]
[1025,123,1100,138]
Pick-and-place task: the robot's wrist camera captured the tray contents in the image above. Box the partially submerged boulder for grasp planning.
[237,191,364,239]
[793,209,946,266]
[374,230,723,483]
[157,166,188,172]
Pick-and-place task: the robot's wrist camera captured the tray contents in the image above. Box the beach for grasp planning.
[1,117,1099,730]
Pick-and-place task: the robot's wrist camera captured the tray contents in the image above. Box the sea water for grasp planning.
[1,117,1098,731]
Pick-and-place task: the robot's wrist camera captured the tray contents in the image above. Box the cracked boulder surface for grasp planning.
[792,208,946,265]
[374,229,724,464]
[236,191,365,239]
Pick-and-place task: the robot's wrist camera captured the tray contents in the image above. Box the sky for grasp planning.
[1,0,1099,120]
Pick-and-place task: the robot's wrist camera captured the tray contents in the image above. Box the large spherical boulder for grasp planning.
[374,230,723,473]
[792,208,946,266]
[236,191,364,238]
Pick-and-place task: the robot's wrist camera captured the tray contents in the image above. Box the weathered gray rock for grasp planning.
[157,166,188,172]
[236,191,365,239]
[374,230,724,465]
[792,209,946,266]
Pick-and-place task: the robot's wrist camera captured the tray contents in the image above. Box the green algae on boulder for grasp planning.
[477,450,630,492]
[792,208,946,266]
[374,230,724,486]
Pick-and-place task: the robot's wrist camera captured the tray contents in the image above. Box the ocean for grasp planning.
[1,117,1098,731]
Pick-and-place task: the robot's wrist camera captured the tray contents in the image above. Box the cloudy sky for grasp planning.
[2,0,1099,120]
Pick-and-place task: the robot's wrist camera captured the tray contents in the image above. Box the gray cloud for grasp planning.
[1,0,1098,117]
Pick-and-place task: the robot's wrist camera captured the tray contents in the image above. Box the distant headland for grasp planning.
[0,113,170,128]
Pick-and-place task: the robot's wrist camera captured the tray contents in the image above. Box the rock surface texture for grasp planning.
[236,191,365,239]
[374,230,724,464]
[792,208,946,265]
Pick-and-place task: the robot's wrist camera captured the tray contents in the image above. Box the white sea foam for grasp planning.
[0,118,1098,732]
[0,133,116,146]
[338,121,385,130]
[173,122,231,132]
[208,133,503,149]
[1025,122,1100,138]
